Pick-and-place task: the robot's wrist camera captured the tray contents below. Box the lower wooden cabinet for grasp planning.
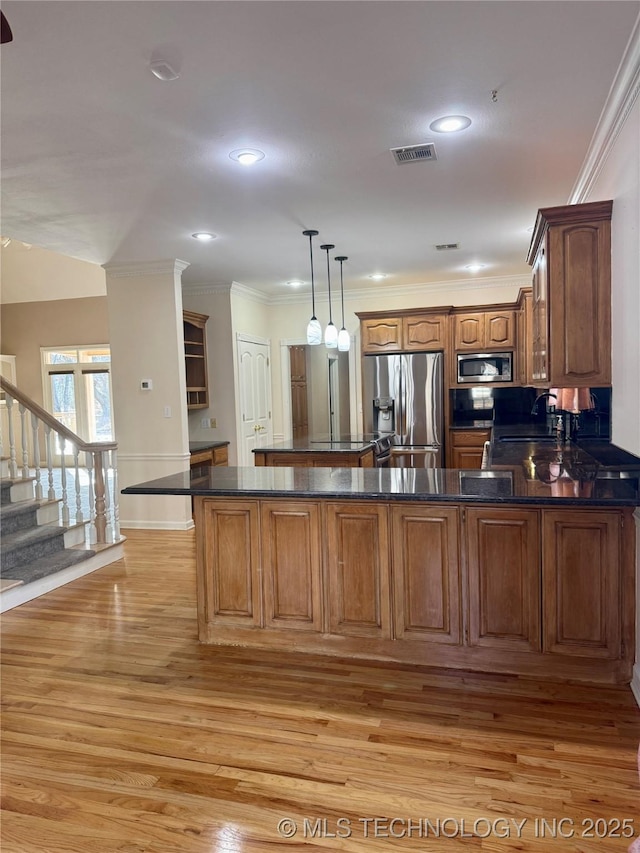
[466,508,541,652]
[326,503,391,639]
[391,505,461,645]
[195,497,633,683]
[261,501,322,631]
[199,499,262,627]
[542,510,621,659]
[448,429,491,469]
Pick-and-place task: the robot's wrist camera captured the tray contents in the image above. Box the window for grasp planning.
[42,346,114,455]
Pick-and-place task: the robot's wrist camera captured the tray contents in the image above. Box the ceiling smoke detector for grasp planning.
[435,243,459,251]
[390,143,437,165]
[149,60,180,81]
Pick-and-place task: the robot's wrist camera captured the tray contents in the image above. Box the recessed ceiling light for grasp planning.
[465,263,486,272]
[287,280,305,287]
[429,115,472,133]
[229,148,265,166]
[149,60,180,81]
[192,232,217,242]
[368,273,387,280]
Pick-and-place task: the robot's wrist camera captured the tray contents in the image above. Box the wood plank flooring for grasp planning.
[2,529,639,852]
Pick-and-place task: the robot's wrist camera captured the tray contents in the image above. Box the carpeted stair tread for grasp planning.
[1,548,96,583]
[2,523,68,555]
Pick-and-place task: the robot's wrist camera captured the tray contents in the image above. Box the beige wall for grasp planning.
[0,244,106,304]
[585,98,640,458]
[0,297,109,406]
[183,288,239,464]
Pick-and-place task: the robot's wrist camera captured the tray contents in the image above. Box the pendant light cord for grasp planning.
[321,244,335,323]
[339,258,346,327]
[309,233,316,317]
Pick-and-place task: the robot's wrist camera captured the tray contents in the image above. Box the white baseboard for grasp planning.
[119,518,195,531]
[631,664,640,710]
[0,542,125,613]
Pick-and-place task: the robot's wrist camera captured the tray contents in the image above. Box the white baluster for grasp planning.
[31,413,43,501]
[7,395,18,479]
[19,403,29,478]
[103,452,113,543]
[85,451,96,544]
[60,438,70,526]
[73,444,83,525]
[45,425,56,501]
[111,448,120,542]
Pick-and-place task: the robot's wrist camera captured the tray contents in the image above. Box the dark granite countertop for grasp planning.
[449,420,493,430]
[189,440,230,453]
[122,465,639,506]
[252,434,378,454]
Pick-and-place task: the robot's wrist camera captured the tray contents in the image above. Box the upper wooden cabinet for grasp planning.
[402,314,447,351]
[360,317,403,352]
[517,288,534,386]
[359,310,450,354]
[453,309,516,351]
[527,200,612,387]
[183,310,209,409]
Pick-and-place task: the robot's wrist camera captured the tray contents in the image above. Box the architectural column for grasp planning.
[104,259,192,529]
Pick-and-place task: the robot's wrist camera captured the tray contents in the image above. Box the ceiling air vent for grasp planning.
[435,243,459,251]
[390,143,437,165]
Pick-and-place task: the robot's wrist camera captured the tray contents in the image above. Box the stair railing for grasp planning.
[0,376,120,545]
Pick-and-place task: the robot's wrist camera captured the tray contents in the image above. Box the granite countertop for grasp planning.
[449,420,494,430]
[189,440,230,453]
[122,465,639,506]
[253,435,377,454]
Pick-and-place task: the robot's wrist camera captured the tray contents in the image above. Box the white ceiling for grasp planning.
[1,1,638,295]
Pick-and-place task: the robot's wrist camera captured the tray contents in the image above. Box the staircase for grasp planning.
[0,377,125,612]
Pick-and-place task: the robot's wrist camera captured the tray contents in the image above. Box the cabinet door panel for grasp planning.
[454,314,484,350]
[201,499,261,625]
[451,448,483,469]
[485,311,515,348]
[361,319,402,353]
[326,503,391,638]
[466,508,541,651]
[261,502,322,631]
[403,315,446,351]
[392,505,461,644]
[542,511,620,658]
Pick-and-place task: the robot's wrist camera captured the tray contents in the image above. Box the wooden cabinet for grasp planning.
[326,503,391,639]
[190,444,228,468]
[360,317,403,353]
[289,345,309,440]
[199,499,262,630]
[261,501,322,631]
[527,200,612,386]
[453,309,516,351]
[402,314,447,351]
[359,311,449,354]
[517,288,534,386]
[542,510,621,659]
[391,505,461,645]
[183,310,209,409]
[448,429,490,469]
[466,508,541,652]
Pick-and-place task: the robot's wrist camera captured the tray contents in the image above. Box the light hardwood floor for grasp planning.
[2,529,639,852]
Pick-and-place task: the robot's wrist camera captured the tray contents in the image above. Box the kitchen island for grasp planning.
[123,461,638,685]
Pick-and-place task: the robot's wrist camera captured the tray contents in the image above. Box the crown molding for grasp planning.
[230,281,271,306]
[569,12,640,203]
[102,259,190,278]
[182,282,232,296]
[269,273,530,305]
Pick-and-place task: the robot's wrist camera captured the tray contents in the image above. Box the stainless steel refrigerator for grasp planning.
[362,352,444,467]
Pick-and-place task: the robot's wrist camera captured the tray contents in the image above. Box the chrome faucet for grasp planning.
[530,392,557,416]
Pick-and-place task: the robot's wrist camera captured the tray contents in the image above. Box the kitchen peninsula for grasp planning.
[123,455,638,686]
[253,436,376,468]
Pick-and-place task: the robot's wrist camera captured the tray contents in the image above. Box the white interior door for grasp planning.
[237,336,273,465]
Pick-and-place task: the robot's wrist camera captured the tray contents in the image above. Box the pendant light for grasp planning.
[303,229,322,345]
[321,243,338,348]
[335,255,350,352]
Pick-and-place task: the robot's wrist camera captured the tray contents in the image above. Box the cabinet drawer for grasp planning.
[190,449,213,467]
[212,446,228,466]
[451,430,491,447]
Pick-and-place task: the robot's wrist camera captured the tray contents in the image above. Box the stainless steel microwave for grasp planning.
[456,352,513,384]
